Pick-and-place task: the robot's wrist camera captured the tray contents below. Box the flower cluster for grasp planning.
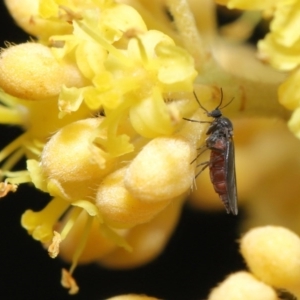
[216,0,300,139]
[1,0,300,298]
[0,0,199,294]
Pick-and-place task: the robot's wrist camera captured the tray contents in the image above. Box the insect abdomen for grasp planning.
[209,139,231,213]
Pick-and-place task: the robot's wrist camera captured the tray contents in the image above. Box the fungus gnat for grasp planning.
[184,89,238,215]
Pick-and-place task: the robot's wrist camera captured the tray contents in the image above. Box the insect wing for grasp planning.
[225,137,238,215]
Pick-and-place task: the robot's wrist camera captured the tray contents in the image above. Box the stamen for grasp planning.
[48,231,61,258]
[3,170,31,185]
[60,206,82,240]
[0,132,29,163]
[74,20,132,67]
[0,105,23,125]
[0,148,24,175]
[23,139,44,157]
[101,224,132,252]
[58,5,82,22]
[69,211,93,274]
[0,182,17,197]
[61,268,79,295]
[131,35,148,64]
[0,90,22,108]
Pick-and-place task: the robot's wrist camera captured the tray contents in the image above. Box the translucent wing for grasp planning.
[225,137,238,215]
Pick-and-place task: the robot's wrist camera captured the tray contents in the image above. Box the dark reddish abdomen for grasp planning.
[209,139,229,210]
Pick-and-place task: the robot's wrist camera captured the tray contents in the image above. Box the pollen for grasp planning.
[61,268,79,295]
[48,231,62,258]
[0,182,17,198]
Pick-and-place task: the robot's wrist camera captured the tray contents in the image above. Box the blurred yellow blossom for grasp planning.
[240,226,300,298]
[208,271,278,300]
[208,226,300,299]
[217,0,300,141]
[99,196,183,269]
[1,0,299,298]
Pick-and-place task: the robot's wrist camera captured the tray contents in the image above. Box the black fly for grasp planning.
[184,89,238,215]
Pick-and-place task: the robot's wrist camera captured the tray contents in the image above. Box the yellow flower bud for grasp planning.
[124,136,196,202]
[0,43,85,100]
[240,226,300,292]
[99,197,183,268]
[96,167,171,228]
[41,118,115,201]
[208,271,277,300]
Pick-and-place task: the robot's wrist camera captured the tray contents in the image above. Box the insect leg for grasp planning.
[195,161,210,178]
[191,146,209,164]
[196,150,224,171]
[182,117,212,124]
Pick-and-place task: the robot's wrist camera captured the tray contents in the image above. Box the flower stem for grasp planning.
[165,0,208,69]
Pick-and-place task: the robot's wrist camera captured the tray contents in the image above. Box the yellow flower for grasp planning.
[2,0,300,297]
[258,0,300,71]
[208,271,277,300]
[278,68,300,138]
[216,0,300,71]
[0,0,199,294]
[240,226,300,298]
[38,118,116,200]
[98,197,183,269]
[217,0,300,163]
[53,26,197,138]
[208,226,300,299]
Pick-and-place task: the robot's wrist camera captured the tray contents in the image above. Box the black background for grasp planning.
[0,3,245,300]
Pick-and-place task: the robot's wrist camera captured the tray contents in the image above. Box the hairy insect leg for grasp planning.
[195,149,225,175]
[195,161,210,178]
[191,146,209,164]
[193,147,225,177]
[182,117,212,124]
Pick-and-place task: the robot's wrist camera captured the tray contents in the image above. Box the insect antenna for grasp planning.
[193,88,233,111]
[219,97,234,110]
[193,91,209,113]
[217,88,235,110]
[215,87,224,109]
[194,88,224,111]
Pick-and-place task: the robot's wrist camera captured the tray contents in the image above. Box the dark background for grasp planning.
[0,3,245,300]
